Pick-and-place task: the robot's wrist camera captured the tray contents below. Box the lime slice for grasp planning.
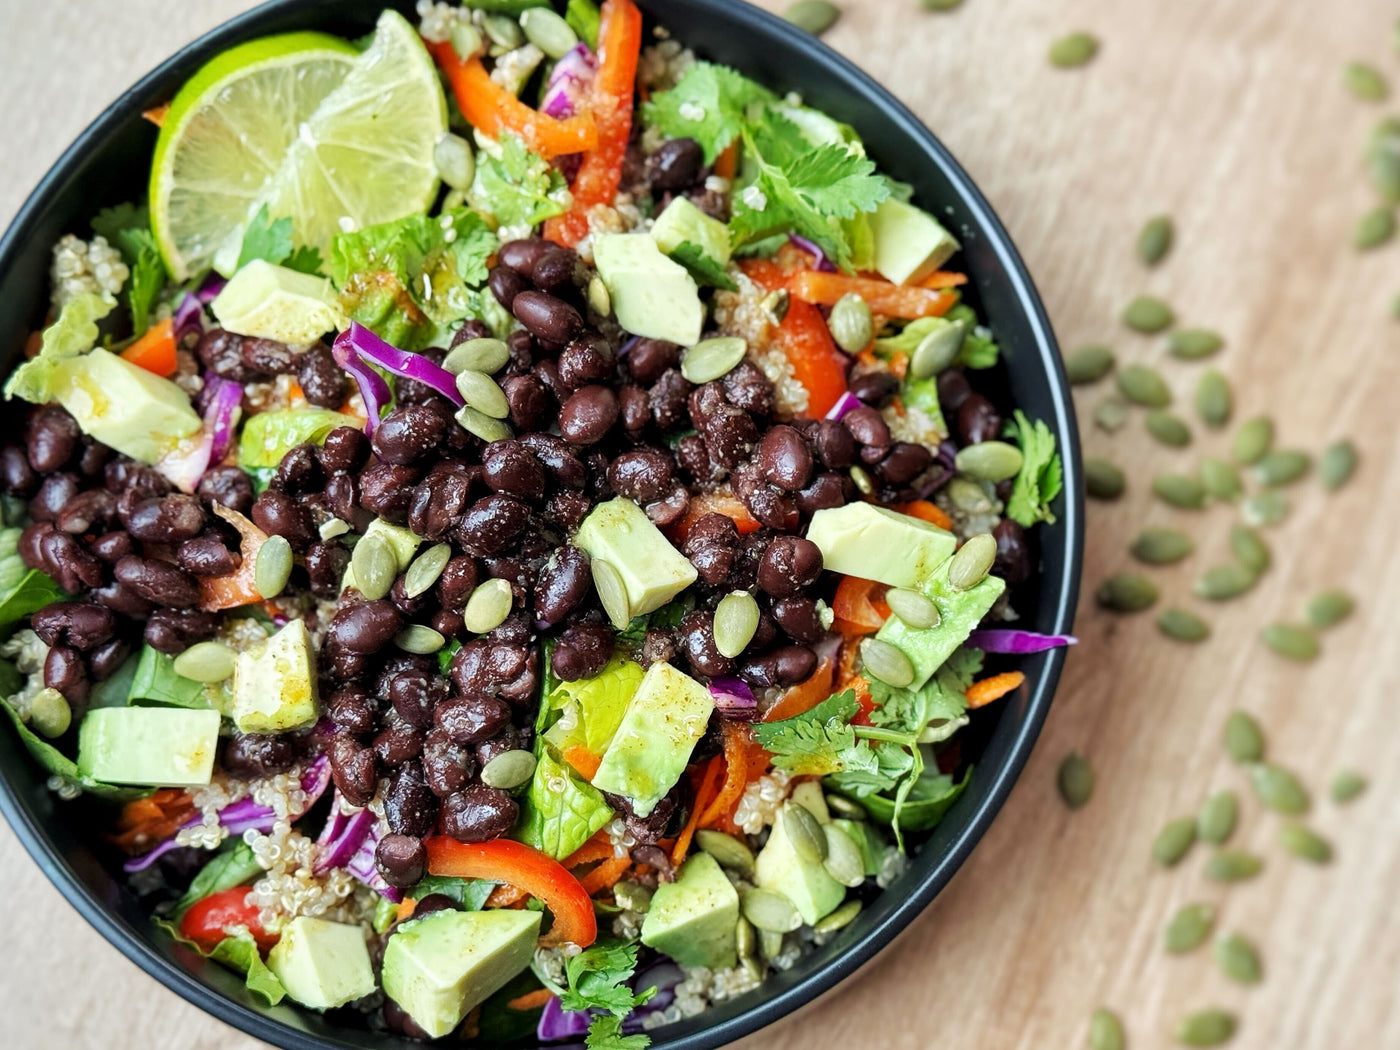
[150,32,358,281]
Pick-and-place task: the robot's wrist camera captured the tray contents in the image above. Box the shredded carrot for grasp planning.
[23,330,42,359]
[888,350,910,381]
[142,104,169,128]
[918,270,968,290]
[120,317,177,377]
[965,670,1025,709]
[762,656,836,723]
[579,855,632,894]
[789,270,956,319]
[285,378,306,404]
[198,505,268,611]
[396,897,417,922]
[893,499,954,531]
[507,989,556,1012]
[713,140,739,180]
[486,883,528,908]
[672,757,723,867]
[699,723,755,825]
[561,744,602,782]
[562,832,615,869]
[109,788,195,853]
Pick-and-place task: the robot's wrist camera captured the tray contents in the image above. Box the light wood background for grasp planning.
[1,0,1397,1047]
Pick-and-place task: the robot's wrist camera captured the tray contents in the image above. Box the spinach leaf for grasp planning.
[128,645,208,709]
[0,569,65,639]
[171,840,263,920]
[477,968,550,1044]
[407,875,495,911]
[88,653,139,709]
[859,766,972,834]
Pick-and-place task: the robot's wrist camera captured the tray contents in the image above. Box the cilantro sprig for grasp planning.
[552,939,657,1050]
[1003,409,1063,527]
[237,204,324,275]
[641,61,775,163]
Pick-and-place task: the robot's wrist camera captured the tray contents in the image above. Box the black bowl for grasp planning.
[0,1,1082,1047]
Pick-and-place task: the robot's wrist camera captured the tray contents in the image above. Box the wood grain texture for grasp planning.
[2,0,1398,1047]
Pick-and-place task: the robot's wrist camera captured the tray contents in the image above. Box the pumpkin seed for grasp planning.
[1065,344,1115,385]
[759,929,786,960]
[1205,850,1262,882]
[1163,902,1215,952]
[790,780,829,823]
[1174,1008,1236,1046]
[1250,762,1310,813]
[1153,816,1197,867]
[814,898,862,934]
[696,829,757,875]
[455,370,510,419]
[1157,608,1210,642]
[1122,296,1175,334]
[483,14,523,50]
[947,477,994,514]
[463,578,514,634]
[449,21,484,62]
[826,793,867,820]
[351,533,397,601]
[741,888,803,933]
[591,557,631,629]
[28,687,72,738]
[1088,1009,1125,1050]
[921,0,964,9]
[1224,711,1265,763]
[948,533,998,590]
[443,337,510,376]
[1137,214,1174,266]
[1354,207,1396,250]
[682,336,748,384]
[254,535,293,599]
[909,319,967,377]
[1194,369,1232,428]
[955,441,1024,482]
[1168,328,1224,360]
[1194,564,1257,601]
[1241,490,1289,527]
[1255,449,1311,487]
[433,132,475,191]
[1367,117,1400,204]
[1096,572,1158,612]
[1330,769,1367,804]
[886,587,940,629]
[318,518,349,541]
[455,404,512,443]
[735,916,756,961]
[1229,526,1270,574]
[519,6,577,58]
[479,749,537,789]
[827,293,874,353]
[172,641,237,683]
[1344,60,1388,101]
[587,275,611,317]
[1130,527,1195,565]
[860,637,915,688]
[1117,363,1172,406]
[1056,751,1094,809]
[1305,588,1354,629]
[1048,31,1099,68]
[1085,458,1127,500]
[1094,396,1130,432]
[1153,473,1206,509]
[1278,823,1332,864]
[1231,415,1274,465]
[1261,622,1319,662]
[1319,439,1357,490]
[760,288,790,324]
[714,590,760,658]
[784,0,841,34]
[404,542,452,598]
[1200,457,1242,501]
[1214,932,1262,983]
[1146,410,1192,447]
[1197,791,1238,845]
[396,624,445,655]
[822,825,867,887]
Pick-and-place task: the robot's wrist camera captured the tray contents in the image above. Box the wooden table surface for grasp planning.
[2,0,1397,1047]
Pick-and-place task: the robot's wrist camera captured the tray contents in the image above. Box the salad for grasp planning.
[0,0,1068,1044]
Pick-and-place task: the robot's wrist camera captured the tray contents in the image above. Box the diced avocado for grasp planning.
[45,348,202,464]
[238,408,362,469]
[789,780,830,823]
[805,503,956,590]
[592,234,704,346]
[341,518,421,594]
[230,619,319,733]
[573,497,697,619]
[754,802,846,925]
[212,259,347,346]
[266,916,376,1011]
[590,661,713,817]
[831,818,884,877]
[868,198,961,287]
[874,555,1006,690]
[651,197,732,272]
[382,909,542,1039]
[76,707,220,787]
[640,852,739,970]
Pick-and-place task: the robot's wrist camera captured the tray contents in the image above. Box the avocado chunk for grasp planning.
[592,234,704,346]
[874,555,1006,690]
[76,707,220,787]
[573,497,697,619]
[868,198,961,286]
[341,518,421,594]
[212,259,347,346]
[590,661,714,817]
[640,852,739,970]
[382,909,542,1039]
[754,802,846,925]
[650,197,732,273]
[266,916,376,1011]
[230,618,319,733]
[805,503,956,589]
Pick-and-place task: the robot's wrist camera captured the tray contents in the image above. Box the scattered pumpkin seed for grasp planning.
[860,637,915,688]
[519,6,577,59]
[482,13,523,50]
[735,915,756,961]
[1260,622,1320,662]
[587,274,611,317]
[1065,344,1115,384]
[443,336,510,376]
[1329,770,1367,804]
[1153,473,1206,509]
[591,558,631,629]
[1137,214,1174,266]
[848,464,875,495]
[909,320,968,378]
[1354,206,1396,250]
[1214,932,1262,984]
[351,533,397,601]
[783,0,841,34]
[681,336,748,384]
[1157,607,1210,642]
[714,590,761,658]
[1205,850,1262,882]
[1197,791,1238,845]
[396,624,445,655]
[1117,363,1172,406]
[27,687,70,739]
[1249,763,1310,813]
[1319,439,1357,490]
[1146,410,1192,447]
[404,542,452,598]
[886,587,940,629]
[758,928,785,960]
[455,404,512,443]
[827,293,874,353]
[696,829,757,875]
[1194,370,1232,428]
[1200,457,1243,501]
[1228,525,1270,574]
[1130,527,1195,565]
[1085,458,1127,500]
[1305,588,1354,629]
[760,288,790,323]
[947,476,995,513]
[1122,296,1175,334]
[449,21,484,62]
[948,533,997,590]
[955,441,1024,482]
[741,888,803,933]
[1367,117,1400,204]
[455,369,509,419]
[1224,711,1265,763]
[1194,563,1257,601]
[1097,572,1159,612]
[822,826,867,887]
[1088,1008,1125,1050]
[1174,1008,1236,1046]
[1164,902,1215,952]
[463,578,514,635]
[172,641,237,683]
[254,535,293,600]
[1048,31,1099,68]
[1153,816,1197,867]
[1278,823,1332,864]
[1094,396,1131,432]
[1231,415,1274,465]
[921,0,965,8]
[1241,490,1289,527]
[1344,60,1389,101]
[1168,328,1224,360]
[825,793,867,820]
[784,802,828,864]
[1057,751,1094,809]
[479,749,536,790]
[814,898,863,934]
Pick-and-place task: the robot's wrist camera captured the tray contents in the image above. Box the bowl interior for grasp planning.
[0,2,1081,1048]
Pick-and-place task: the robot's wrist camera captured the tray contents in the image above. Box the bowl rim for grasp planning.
[0,1,1082,1048]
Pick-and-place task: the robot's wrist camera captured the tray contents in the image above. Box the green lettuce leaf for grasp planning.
[128,645,208,709]
[155,916,285,1006]
[0,570,65,639]
[858,765,971,834]
[543,655,644,755]
[170,840,263,920]
[4,293,113,404]
[469,134,569,229]
[565,0,601,48]
[237,408,360,469]
[406,875,495,910]
[1004,409,1063,527]
[642,61,775,164]
[515,746,614,860]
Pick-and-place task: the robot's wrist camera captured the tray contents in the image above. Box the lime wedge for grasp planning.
[150,32,358,281]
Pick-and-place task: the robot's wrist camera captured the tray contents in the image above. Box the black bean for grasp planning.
[323,641,373,683]
[615,384,650,437]
[688,381,728,428]
[531,246,578,291]
[559,385,619,445]
[17,522,51,571]
[441,784,517,843]
[327,685,377,736]
[533,546,591,627]
[938,369,973,414]
[758,425,814,491]
[758,536,823,597]
[372,404,451,466]
[877,442,934,485]
[327,600,404,656]
[297,345,350,409]
[627,339,681,385]
[511,291,582,344]
[40,530,107,592]
[481,441,546,501]
[142,608,218,653]
[608,449,674,503]
[431,608,466,641]
[76,440,111,479]
[434,694,513,745]
[195,329,257,382]
[328,733,379,807]
[648,137,704,190]
[649,368,692,431]
[88,531,135,564]
[358,462,421,524]
[435,555,480,612]
[408,468,472,541]
[104,458,169,499]
[558,334,614,392]
[702,405,758,469]
[247,489,312,549]
[273,442,323,495]
[375,833,427,888]
[221,733,299,779]
[771,595,825,644]
[677,610,732,678]
[487,265,529,311]
[843,405,892,451]
[91,581,155,619]
[740,645,815,688]
[55,488,116,534]
[375,722,426,768]
[551,621,613,681]
[506,330,537,373]
[29,472,80,523]
[811,420,857,470]
[640,628,676,666]
[389,669,449,730]
[26,406,80,473]
[197,466,254,515]
[498,374,549,432]
[721,362,775,417]
[497,238,552,276]
[956,394,1001,447]
[543,490,591,533]
[732,466,800,533]
[422,727,477,797]
[796,472,852,515]
[87,636,131,683]
[114,556,199,608]
[455,494,530,556]
[475,725,528,768]
[849,371,900,409]
[992,518,1033,585]
[44,644,89,704]
[317,426,370,476]
[175,532,239,577]
[518,434,585,490]
[684,513,739,586]
[675,434,721,486]
[645,485,689,527]
[0,445,37,497]
[122,494,207,543]
[234,337,293,375]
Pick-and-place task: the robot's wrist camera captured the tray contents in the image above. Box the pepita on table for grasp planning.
[1117,363,1172,406]
[1261,622,1320,662]
[1197,790,1238,845]
[1229,525,1270,574]
[1146,410,1192,447]
[1305,588,1354,629]
[1204,849,1263,882]
[1095,396,1131,432]
[1066,344,1115,385]
[1164,902,1215,952]
[1175,1008,1237,1046]
[1241,490,1289,527]
[1137,215,1174,266]
[1231,415,1274,465]
[1048,30,1099,68]
[1249,762,1310,813]
[1057,751,1095,809]
[1154,473,1207,509]
[1200,457,1242,501]
[1168,328,1224,360]
[1214,931,1262,984]
[1097,573,1159,612]
[1153,815,1198,867]
[1224,710,1265,764]
[1279,823,1333,864]
[1130,527,1195,565]
[1121,295,1175,334]
[1194,369,1233,428]
[1194,563,1258,601]
[1157,607,1211,642]
[1319,439,1357,490]
[1084,457,1126,500]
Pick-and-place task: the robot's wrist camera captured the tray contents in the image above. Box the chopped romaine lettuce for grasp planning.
[237,408,361,470]
[515,746,614,860]
[542,655,644,756]
[5,293,112,403]
[170,840,262,919]
[858,766,971,833]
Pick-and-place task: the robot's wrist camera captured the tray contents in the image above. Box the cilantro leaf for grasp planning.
[642,62,775,164]
[752,690,878,777]
[586,1014,650,1050]
[781,143,889,219]
[668,241,737,290]
[469,133,569,229]
[236,204,295,271]
[91,203,149,246]
[117,228,167,336]
[1003,409,1063,527]
[283,244,325,276]
[560,940,656,1019]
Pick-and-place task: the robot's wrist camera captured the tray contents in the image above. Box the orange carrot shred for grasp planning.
[561,744,602,782]
[507,989,556,1011]
[700,723,756,826]
[713,140,739,180]
[919,270,968,290]
[396,898,417,922]
[579,855,631,895]
[562,832,614,869]
[965,671,1025,709]
[142,104,169,128]
[893,499,954,531]
[672,757,723,866]
[486,883,528,908]
[762,657,836,724]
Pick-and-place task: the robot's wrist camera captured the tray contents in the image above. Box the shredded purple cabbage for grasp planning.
[617,335,641,358]
[173,293,204,346]
[196,274,227,304]
[204,376,243,465]
[823,391,861,422]
[331,329,392,435]
[788,233,836,273]
[966,629,1077,654]
[314,789,401,900]
[541,43,597,119]
[708,677,757,721]
[335,322,463,424]
[537,996,592,1042]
